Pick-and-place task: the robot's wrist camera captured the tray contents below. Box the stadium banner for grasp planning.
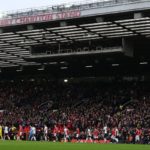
[0,10,81,27]
[71,139,110,143]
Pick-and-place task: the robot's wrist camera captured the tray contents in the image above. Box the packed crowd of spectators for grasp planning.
[0,79,150,144]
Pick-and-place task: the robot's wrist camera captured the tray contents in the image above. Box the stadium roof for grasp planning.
[0,17,150,68]
[0,0,150,73]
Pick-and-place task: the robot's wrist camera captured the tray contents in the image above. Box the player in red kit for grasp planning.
[76,128,80,141]
[17,125,23,140]
[111,128,119,143]
[93,128,99,142]
[135,128,141,143]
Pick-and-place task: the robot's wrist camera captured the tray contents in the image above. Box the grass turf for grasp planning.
[0,141,149,150]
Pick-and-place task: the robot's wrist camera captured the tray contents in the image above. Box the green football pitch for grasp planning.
[0,141,149,150]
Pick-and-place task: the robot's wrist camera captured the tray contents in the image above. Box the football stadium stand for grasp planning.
[0,0,149,144]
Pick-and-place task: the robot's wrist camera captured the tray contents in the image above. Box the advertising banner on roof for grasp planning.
[0,10,81,27]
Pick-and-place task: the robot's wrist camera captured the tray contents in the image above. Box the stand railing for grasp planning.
[0,0,148,19]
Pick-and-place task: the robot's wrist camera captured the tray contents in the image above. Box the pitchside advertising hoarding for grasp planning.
[0,10,81,27]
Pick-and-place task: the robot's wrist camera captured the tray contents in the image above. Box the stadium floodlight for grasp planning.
[85,65,93,68]
[96,26,122,31]
[0,43,10,46]
[132,27,150,31]
[97,29,127,34]
[112,63,119,67]
[65,33,86,37]
[75,37,100,41]
[16,69,23,72]
[17,29,43,34]
[107,33,137,38]
[0,32,14,36]
[64,79,68,83]
[61,67,68,70]
[103,31,133,36]
[80,22,112,27]
[136,30,150,33]
[49,62,58,65]
[0,35,20,39]
[59,31,88,35]
[58,28,82,33]
[60,61,66,64]
[115,17,150,23]
[139,62,148,65]
[127,24,150,28]
[141,32,150,35]
[87,24,116,30]
[47,25,76,31]
[121,20,150,26]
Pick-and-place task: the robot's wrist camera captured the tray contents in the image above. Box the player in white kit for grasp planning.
[4,125,10,140]
[31,125,36,141]
[103,125,108,143]
[86,128,92,142]
[44,125,48,141]
[64,126,69,142]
